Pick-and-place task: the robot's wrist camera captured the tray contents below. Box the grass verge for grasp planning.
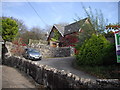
[72,61,120,79]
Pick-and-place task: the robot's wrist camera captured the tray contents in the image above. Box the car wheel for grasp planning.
[39,58,42,61]
[26,55,29,59]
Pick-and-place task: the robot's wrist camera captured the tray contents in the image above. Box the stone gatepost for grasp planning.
[0,36,4,90]
[0,36,4,64]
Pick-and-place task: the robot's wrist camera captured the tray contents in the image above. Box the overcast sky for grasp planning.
[2,1,119,30]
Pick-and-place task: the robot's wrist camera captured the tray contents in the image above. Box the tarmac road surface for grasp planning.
[38,56,98,82]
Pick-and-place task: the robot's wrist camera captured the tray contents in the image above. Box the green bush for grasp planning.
[76,34,116,66]
[102,43,116,65]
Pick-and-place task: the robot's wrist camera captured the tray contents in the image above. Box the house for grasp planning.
[47,18,93,47]
[0,36,4,63]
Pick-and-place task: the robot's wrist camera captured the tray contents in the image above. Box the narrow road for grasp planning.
[2,65,36,88]
[39,57,98,82]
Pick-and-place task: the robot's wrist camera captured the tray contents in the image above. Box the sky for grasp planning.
[2,1,119,30]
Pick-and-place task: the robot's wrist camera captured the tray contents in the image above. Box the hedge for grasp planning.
[76,34,116,66]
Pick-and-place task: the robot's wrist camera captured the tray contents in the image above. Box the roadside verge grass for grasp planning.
[72,61,120,79]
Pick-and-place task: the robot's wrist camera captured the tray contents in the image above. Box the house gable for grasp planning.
[47,25,63,41]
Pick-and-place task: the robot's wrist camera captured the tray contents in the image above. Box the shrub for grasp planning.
[102,43,116,65]
[11,38,26,56]
[76,34,116,66]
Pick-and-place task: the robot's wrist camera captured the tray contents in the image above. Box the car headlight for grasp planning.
[29,54,33,57]
[39,55,42,57]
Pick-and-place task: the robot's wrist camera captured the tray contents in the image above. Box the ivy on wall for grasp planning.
[51,29,60,41]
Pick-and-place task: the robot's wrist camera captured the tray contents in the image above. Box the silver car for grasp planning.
[23,48,42,61]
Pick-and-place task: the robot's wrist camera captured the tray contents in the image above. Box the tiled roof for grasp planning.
[54,18,88,36]
[64,18,87,35]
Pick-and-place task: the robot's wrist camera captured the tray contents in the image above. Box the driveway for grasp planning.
[2,65,36,88]
[38,57,98,82]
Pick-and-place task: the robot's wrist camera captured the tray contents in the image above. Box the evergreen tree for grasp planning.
[2,18,18,42]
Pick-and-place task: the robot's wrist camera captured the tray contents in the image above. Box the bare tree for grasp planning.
[81,4,108,34]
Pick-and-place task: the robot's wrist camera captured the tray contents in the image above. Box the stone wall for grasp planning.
[3,55,120,89]
[5,41,74,58]
[40,47,71,57]
[29,43,74,58]
[5,42,27,56]
[29,39,48,45]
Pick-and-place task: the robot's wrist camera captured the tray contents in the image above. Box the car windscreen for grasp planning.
[28,49,39,53]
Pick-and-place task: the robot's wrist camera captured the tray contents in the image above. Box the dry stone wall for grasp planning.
[29,44,74,58]
[2,54,120,89]
[5,41,74,58]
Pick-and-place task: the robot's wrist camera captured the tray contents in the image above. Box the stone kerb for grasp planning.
[3,55,120,89]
